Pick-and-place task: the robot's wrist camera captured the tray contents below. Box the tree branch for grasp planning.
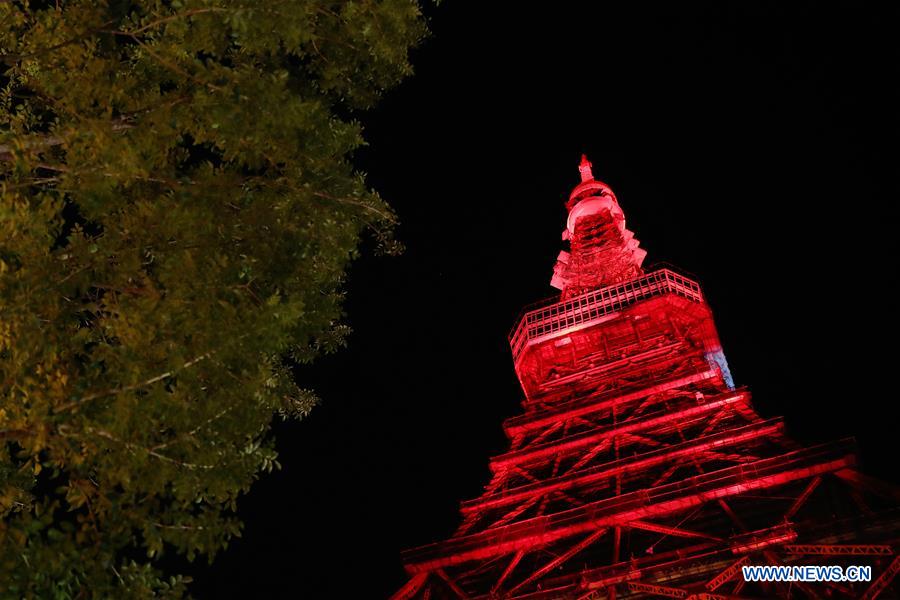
[125,8,229,36]
[0,428,32,440]
[149,403,235,452]
[311,190,396,222]
[108,32,221,92]
[0,122,132,162]
[0,20,116,64]
[85,426,215,470]
[0,135,65,161]
[54,351,212,414]
[150,521,206,531]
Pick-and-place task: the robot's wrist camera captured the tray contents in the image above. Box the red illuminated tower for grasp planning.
[392,156,900,599]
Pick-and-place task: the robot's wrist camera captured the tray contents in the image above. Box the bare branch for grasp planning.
[85,426,215,470]
[54,351,212,414]
[311,190,396,222]
[149,403,236,452]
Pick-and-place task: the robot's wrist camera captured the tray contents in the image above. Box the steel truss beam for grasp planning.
[491,392,749,470]
[579,541,728,590]
[705,555,750,591]
[436,569,469,599]
[531,341,690,394]
[860,555,900,600]
[729,524,797,554]
[784,544,894,556]
[567,437,614,473]
[527,419,565,447]
[505,368,719,437]
[784,475,822,520]
[463,420,783,515]
[627,580,691,597]
[629,519,722,541]
[388,572,428,600]
[507,527,608,594]
[402,440,854,572]
[625,581,735,599]
[491,550,524,595]
[545,512,898,598]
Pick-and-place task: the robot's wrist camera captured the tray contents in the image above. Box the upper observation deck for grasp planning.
[509,269,704,363]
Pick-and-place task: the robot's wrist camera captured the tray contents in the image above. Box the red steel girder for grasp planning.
[567,437,614,473]
[626,580,690,597]
[729,524,797,554]
[464,419,783,515]
[507,527,608,594]
[525,340,691,393]
[491,391,749,470]
[505,368,719,437]
[580,542,724,590]
[629,519,722,542]
[389,572,429,600]
[860,554,900,600]
[490,550,525,595]
[705,555,751,591]
[625,581,736,599]
[574,524,815,595]
[527,419,566,447]
[402,440,855,572]
[436,569,469,599]
[784,475,822,520]
[784,544,894,556]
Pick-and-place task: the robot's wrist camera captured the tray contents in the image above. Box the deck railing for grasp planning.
[509,269,703,362]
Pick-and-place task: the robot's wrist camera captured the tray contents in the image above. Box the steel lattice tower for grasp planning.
[392,156,900,600]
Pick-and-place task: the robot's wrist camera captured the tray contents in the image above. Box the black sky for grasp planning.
[186,2,899,598]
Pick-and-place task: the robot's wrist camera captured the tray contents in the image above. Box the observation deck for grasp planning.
[509,269,704,362]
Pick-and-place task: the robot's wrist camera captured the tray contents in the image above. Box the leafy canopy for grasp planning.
[0,1,425,596]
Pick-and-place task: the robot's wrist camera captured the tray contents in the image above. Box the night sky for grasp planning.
[186,3,898,597]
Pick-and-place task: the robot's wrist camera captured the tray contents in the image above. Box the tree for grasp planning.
[0,1,426,596]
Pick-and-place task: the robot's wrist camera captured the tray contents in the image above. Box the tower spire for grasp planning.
[552,156,646,296]
[578,153,593,182]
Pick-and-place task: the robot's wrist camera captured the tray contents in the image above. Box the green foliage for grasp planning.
[0,1,425,596]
